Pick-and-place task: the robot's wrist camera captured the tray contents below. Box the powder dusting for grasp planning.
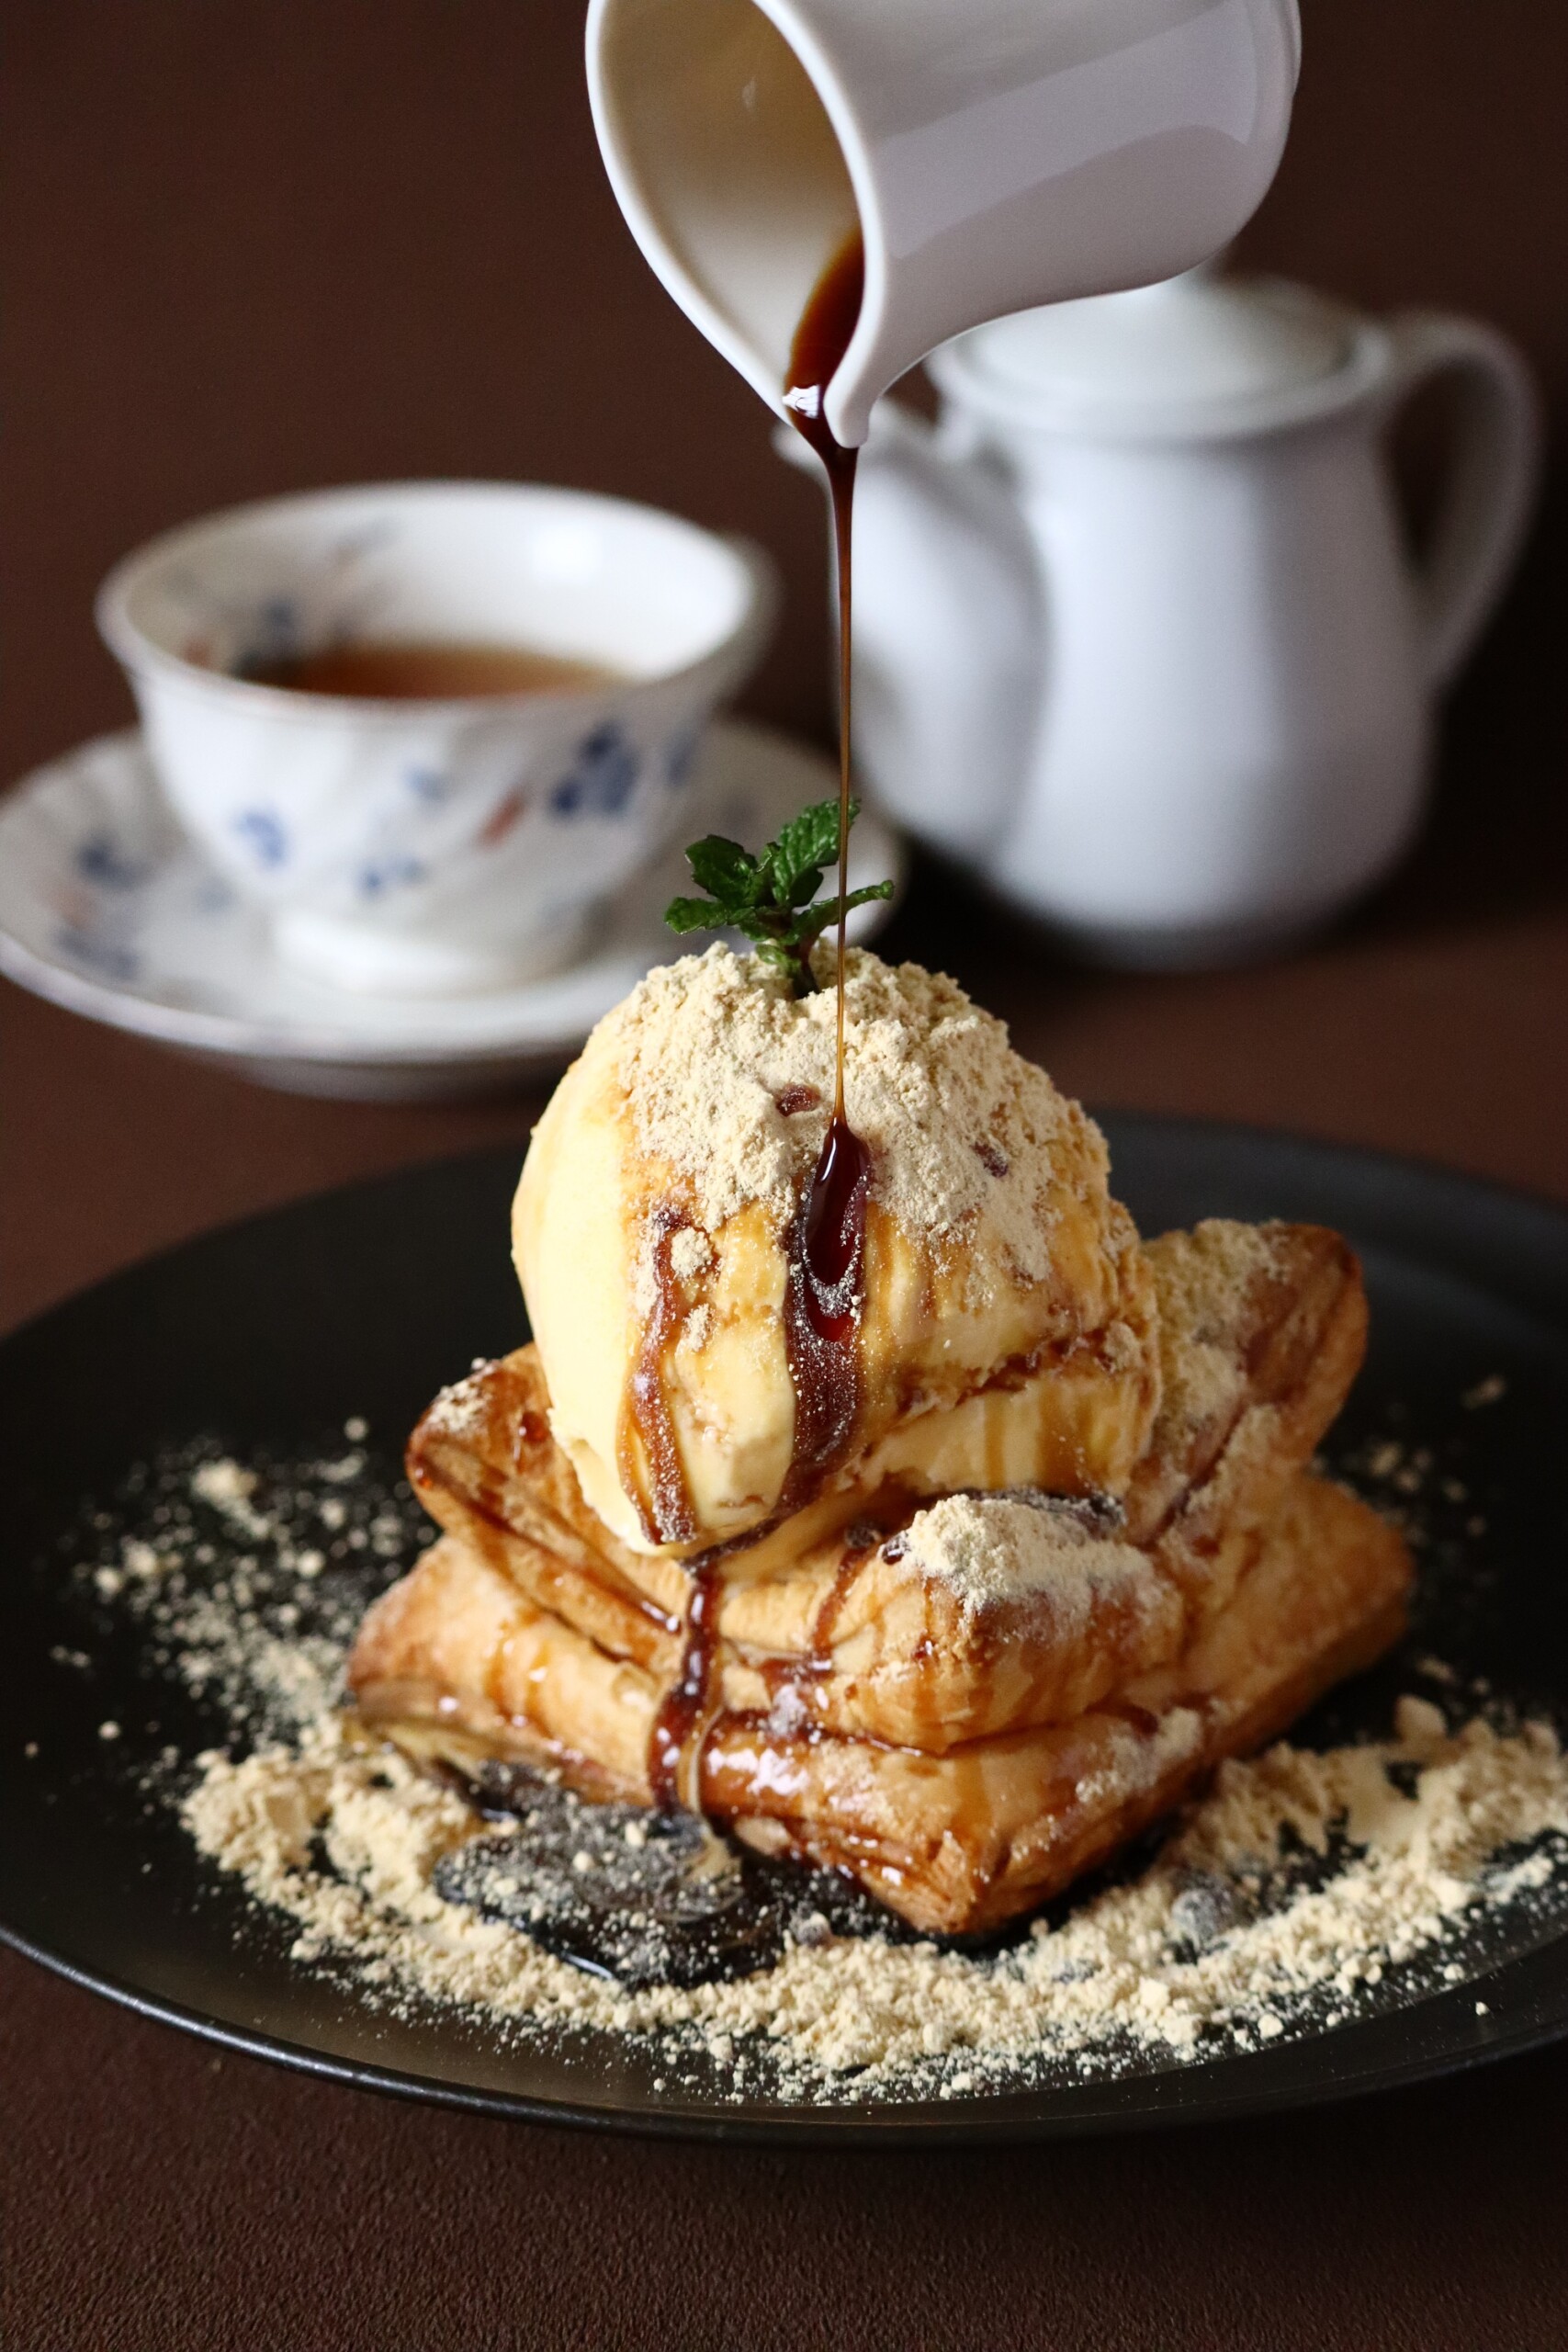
[608,945,1104,1283]
[183,1677,1567,2094]
[897,1491,1160,1627]
[1147,1220,1284,1439]
[48,1412,1568,2106]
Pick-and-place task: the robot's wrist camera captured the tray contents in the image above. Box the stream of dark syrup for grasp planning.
[784,229,873,1309]
[647,1557,722,1808]
[648,232,873,1809]
[781,225,873,1482]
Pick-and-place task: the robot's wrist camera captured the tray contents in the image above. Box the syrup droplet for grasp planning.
[647,1558,721,1810]
[802,1114,872,1344]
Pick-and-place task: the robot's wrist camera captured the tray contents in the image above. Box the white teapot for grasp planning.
[799,269,1540,964]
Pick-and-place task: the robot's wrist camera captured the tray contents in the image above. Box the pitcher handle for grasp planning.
[1382,311,1541,690]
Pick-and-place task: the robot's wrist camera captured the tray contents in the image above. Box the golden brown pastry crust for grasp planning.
[401,1221,1367,1750]
[348,1476,1410,1936]
[348,1214,1400,1939]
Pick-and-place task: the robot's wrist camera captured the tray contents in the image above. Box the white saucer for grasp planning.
[0,721,906,1101]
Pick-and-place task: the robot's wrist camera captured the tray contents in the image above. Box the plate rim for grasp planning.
[6,1907,1568,2148]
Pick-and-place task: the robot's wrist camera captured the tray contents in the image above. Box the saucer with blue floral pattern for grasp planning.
[0,720,904,1101]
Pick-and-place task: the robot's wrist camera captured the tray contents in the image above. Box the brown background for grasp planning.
[3,6,1567,2346]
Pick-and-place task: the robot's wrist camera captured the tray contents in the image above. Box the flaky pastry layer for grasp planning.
[402,1221,1367,1750]
[349,1476,1410,1937]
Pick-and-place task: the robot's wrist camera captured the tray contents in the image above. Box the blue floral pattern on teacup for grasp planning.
[55,922,141,982]
[74,829,147,890]
[233,808,290,867]
[356,854,428,900]
[232,594,305,678]
[663,723,701,791]
[549,723,640,819]
[404,764,451,806]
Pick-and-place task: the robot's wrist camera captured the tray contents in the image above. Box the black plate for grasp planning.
[4,1117,1567,2143]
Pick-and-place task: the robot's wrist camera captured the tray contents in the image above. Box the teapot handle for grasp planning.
[1382,312,1541,690]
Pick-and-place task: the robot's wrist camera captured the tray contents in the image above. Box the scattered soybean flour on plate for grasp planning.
[57,1417,1568,2106]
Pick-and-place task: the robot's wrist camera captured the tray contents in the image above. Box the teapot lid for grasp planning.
[938,267,1356,434]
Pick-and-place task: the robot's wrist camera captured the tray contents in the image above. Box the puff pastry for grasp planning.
[399,1221,1367,1751]
[350,1475,1409,1936]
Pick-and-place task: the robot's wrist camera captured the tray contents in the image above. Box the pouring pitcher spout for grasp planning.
[588,0,1302,443]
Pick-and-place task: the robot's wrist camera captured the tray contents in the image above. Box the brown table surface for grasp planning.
[5,6,1568,2346]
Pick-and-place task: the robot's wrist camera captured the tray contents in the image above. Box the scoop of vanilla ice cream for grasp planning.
[514,946,1158,1555]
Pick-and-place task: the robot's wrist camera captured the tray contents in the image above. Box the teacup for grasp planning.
[96,481,776,993]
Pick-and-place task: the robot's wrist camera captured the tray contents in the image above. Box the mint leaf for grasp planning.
[663,895,728,934]
[783,880,895,946]
[763,799,851,905]
[662,793,891,997]
[684,834,760,906]
[750,938,806,984]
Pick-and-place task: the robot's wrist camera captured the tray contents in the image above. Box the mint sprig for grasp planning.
[664,796,894,997]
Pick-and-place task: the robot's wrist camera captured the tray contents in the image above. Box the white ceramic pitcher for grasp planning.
[812,271,1540,964]
[587,0,1302,446]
